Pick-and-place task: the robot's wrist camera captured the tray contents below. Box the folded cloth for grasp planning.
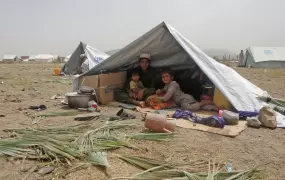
[172,109,194,119]
[239,110,259,119]
[146,95,176,110]
[172,109,225,128]
[119,103,136,110]
[195,116,225,128]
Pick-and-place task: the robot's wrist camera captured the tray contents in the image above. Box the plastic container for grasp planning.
[145,113,175,133]
[88,100,98,112]
[220,110,239,125]
[52,67,61,76]
[226,162,233,172]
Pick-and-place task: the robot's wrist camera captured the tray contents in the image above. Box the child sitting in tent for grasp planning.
[129,71,146,107]
[154,69,217,111]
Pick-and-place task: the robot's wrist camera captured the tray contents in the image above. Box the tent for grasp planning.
[77,22,285,127]
[61,42,110,75]
[241,47,285,68]
[28,55,36,61]
[34,54,54,62]
[64,54,71,62]
[2,55,19,62]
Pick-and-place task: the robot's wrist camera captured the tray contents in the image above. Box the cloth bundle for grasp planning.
[172,109,225,128]
[145,94,176,110]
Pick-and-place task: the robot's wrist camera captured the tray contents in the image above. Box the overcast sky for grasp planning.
[1,0,285,57]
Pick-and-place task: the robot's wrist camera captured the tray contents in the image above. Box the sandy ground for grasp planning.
[0,63,285,180]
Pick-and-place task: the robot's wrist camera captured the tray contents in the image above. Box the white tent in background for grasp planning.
[78,22,285,127]
[34,54,54,62]
[242,47,285,68]
[28,55,36,61]
[2,55,19,62]
[65,54,71,62]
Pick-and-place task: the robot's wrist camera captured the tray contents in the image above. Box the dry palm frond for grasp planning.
[0,119,138,164]
[35,110,80,117]
[0,139,36,158]
[87,152,109,167]
[113,156,262,180]
[113,167,261,180]
[5,123,90,134]
[74,121,137,153]
[256,95,285,115]
[54,163,90,178]
[257,95,285,107]
[0,124,88,161]
[125,132,174,141]
[115,154,172,170]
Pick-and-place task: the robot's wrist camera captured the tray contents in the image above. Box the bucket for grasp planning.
[145,113,175,133]
[52,67,61,76]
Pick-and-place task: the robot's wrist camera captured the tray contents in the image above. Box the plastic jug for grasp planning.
[52,67,61,76]
[219,110,239,125]
[145,113,175,133]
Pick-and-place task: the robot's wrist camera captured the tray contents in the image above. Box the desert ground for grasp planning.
[0,62,285,180]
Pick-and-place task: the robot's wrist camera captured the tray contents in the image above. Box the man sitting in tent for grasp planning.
[115,53,157,107]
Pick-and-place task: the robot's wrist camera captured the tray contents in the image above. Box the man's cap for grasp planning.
[139,53,151,60]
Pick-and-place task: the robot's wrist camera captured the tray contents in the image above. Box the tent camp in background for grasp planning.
[28,55,36,61]
[21,56,29,62]
[241,47,285,68]
[76,21,285,127]
[64,54,71,62]
[34,54,54,62]
[61,42,109,75]
[1,55,19,62]
[52,55,59,62]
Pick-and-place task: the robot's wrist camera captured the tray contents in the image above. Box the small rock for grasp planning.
[22,88,25,91]
[7,157,15,162]
[20,165,31,172]
[0,115,5,117]
[0,90,4,92]
[0,81,3,84]
[10,99,22,103]
[50,95,57,100]
[165,157,172,162]
[144,147,149,152]
[38,166,54,175]
[14,160,21,165]
[246,117,261,128]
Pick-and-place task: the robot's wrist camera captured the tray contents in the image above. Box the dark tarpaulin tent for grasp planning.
[75,22,285,127]
[62,42,109,75]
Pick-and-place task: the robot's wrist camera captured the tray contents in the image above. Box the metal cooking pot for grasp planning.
[65,92,95,108]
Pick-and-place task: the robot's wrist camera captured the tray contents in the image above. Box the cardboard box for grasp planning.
[80,71,127,104]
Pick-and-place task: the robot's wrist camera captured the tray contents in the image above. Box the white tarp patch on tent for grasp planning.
[85,45,110,70]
